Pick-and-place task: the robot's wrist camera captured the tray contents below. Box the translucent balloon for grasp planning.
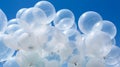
[85,30,112,58]
[19,7,47,29]
[0,9,7,32]
[17,32,41,51]
[105,45,120,65]
[86,58,105,67]
[16,51,45,67]
[13,29,25,37]
[3,57,19,67]
[0,34,14,62]
[67,30,81,42]
[54,9,75,30]
[78,11,103,34]
[6,19,21,34]
[68,55,83,67]
[76,34,85,55]
[3,29,25,50]
[43,29,72,62]
[44,60,60,67]
[34,1,56,24]
[6,24,20,34]
[3,35,19,50]
[45,33,70,54]
[111,38,116,46]
[7,19,18,26]
[93,20,117,39]
[16,8,27,19]
[63,23,77,37]
[44,28,68,51]
[114,63,120,67]
[59,45,73,63]
[32,25,52,49]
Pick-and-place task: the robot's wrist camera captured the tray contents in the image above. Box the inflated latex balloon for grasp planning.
[68,55,83,67]
[16,8,27,19]
[3,57,19,67]
[7,19,18,26]
[78,11,103,34]
[3,29,25,50]
[63,23,77,37]
[54,9,75,30]
[0,9,7,32]
[0,34,14,62]
[86,58,105,67]
[114,63,120,67]
[3,35,19,50]
[19,7,47,29]
[6,24,20,34]
[105,45,120,65]
[93,20,117,39]
[3,19,21,50]
[6,19,20,34]
[85,30,112,58]
[16,51,45,67]
[34,1,56,24]
[44,60,61,67]
[17,32,40,51]
[44,29,71,58]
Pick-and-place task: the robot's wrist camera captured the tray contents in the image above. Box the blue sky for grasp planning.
[0,0,120,45]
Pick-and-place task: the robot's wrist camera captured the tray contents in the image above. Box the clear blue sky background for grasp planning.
[0,0,120,46]
[0,0,120,66]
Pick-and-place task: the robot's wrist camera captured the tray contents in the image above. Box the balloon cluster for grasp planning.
[0,1,119,67]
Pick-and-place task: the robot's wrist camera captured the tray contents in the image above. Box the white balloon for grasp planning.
[34,1,56,24]
[54,9,75,30]
[85,30,112,58]
[19,7,47,30]
[16,8,27,19]
[86,58,105,67]
[44,60,60,67]
[105,45,120,65]
[68,55,83,67]
[0,34,14,62]
[0,9,7,33]
[78,11,102,34]
[17,32,39,51]
[6,24,20,34]
[16,50,45,67]
[3,57,19,67]
[8,19,18,26]
[93,20,117,39]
